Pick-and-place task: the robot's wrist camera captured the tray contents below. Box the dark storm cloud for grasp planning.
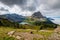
[0,0,47,11]
[0,0,36,11]
[0,7,8,11]
[0,0,60,11]
[0,0,27,5]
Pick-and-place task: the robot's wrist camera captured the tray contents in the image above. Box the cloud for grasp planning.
[0,2,32,16]
[0,7,8,11]
[0,0,27,5]
[46,0,60,9]
[0,0,60,16]
[0,0,37,11]
[0,0,60,11]
[52,18,60,24]
[0,0,60,24]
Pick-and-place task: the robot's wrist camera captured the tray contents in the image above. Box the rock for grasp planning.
[7,31,44,40]
[7,31,16,37]
[48,33,60,40]
[16,36,22,40]
[54,27,60,33]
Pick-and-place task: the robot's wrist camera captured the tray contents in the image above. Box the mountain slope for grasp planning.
[32,11,56,24]
[0,13,25,23]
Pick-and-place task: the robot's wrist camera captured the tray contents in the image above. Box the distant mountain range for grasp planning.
[0,11,55,24]
[0,13,25,23]
[0,12,57,29]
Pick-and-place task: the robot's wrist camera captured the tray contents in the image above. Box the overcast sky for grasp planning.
[0,0,60,24]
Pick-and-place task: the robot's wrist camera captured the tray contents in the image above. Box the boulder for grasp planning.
[7,31,16,37]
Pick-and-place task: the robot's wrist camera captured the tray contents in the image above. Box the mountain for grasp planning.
[32,11,44,18]
[32,11,47,21]
[0,13,25,23]
[32,11,55,24]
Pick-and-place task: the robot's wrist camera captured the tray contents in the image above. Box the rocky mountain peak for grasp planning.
[32,11,44,19]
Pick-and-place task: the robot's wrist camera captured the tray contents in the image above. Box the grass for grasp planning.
[0,26,54,40]
[0,36,17,40]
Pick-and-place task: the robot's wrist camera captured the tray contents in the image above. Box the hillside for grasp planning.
[0,14,25,28]
[24,11,57,29]
[0,14,25,23]
[0,11,57,29]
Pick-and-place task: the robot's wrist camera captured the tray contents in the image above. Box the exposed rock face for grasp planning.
[32,11,44,19]
[32,11,57,24]
[32,11,47,22]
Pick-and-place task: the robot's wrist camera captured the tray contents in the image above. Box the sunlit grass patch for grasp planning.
[0,26,54,40]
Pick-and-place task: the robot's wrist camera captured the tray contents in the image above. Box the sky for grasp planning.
[0,0,60,24]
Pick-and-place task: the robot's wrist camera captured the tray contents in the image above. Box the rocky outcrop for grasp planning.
[32,11,44,19]
[48,33,60,40]
[7,31,44,40]
[48,27,60,40]
[7,29,60,40]
[54,27,60,33]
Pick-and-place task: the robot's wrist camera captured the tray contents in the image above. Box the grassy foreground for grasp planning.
[0,26,54,40]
